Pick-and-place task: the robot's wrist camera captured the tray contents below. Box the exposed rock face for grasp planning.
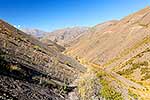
[41,27,89,47]
[0,74,65,100]
[0,19,86,100]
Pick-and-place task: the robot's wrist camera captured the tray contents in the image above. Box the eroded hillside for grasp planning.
[0,19,86,100]
[66,7,150,66]
[65,7,150,100]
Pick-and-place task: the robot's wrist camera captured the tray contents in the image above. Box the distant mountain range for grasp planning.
[21,28,47,38]
[21,27,89,47]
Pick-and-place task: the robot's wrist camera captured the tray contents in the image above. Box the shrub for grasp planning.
[96,70,106,78]
[141,67,150,75]
[142,73,150,81]
[128,90,138,99]
[8,65,21,72]
[33,45,41,51]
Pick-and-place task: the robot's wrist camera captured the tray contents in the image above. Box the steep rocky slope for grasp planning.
[65,7,150,100]
[0,19,86,100]
[41,27,89,47]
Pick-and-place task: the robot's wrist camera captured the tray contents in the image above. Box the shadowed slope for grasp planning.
[0,19,86,100]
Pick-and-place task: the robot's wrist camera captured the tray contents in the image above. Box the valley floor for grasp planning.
[66,55,150,100]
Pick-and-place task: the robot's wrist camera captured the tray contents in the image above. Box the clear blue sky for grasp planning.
[0,0,150,31]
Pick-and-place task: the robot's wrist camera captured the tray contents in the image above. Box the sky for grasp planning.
[0,0,150,31]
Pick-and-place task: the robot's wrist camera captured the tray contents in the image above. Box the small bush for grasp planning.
[140,61,148,66]
[33,45,41,51]
[64,61,72,67]
[141,67,150,75]
[142,73,150,80]
[128,90,138,99]
[7,65,21,72]
[96,70,106,78]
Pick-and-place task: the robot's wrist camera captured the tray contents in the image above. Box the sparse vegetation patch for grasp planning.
[97,71,123,100]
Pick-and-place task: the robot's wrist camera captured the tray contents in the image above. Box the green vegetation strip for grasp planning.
[97,71,123,100]
[103,37,150,67]
[117,61,148,76]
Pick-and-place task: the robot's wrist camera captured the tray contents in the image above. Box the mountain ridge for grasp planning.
[64,6,150,100]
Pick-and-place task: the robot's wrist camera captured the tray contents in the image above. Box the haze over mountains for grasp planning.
[21,27,89,47]
[21,28,47,38]
[1,6,150,100]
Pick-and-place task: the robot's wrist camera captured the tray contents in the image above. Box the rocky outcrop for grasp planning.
[0,19,86,100]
